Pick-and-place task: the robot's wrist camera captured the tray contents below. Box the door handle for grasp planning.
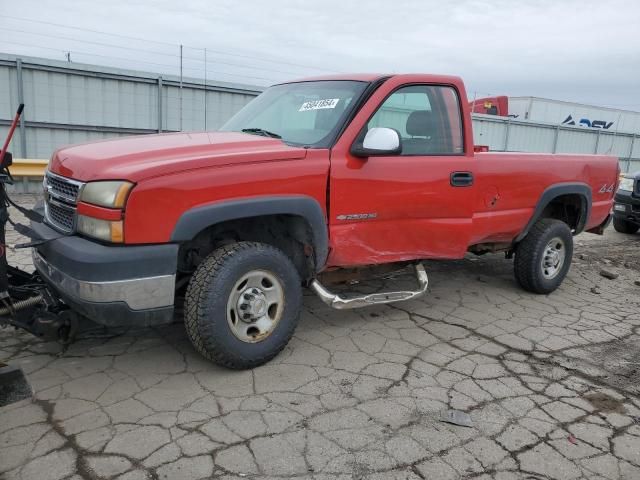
[450,171,473,187]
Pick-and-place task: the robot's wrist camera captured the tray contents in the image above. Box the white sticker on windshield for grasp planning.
[299,98,340,112]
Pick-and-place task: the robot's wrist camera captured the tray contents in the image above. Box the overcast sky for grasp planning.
[1,0,639,109]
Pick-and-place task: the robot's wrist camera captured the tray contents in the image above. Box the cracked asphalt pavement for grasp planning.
[2,194,640,479]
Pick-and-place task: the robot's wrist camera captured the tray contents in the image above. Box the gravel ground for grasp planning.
[2,194,640,480]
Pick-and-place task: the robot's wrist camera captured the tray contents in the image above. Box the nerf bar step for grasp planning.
[310,263,429,309]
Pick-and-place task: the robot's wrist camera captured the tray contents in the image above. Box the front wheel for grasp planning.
[185,242,302,369]
[613,217,639,234]
[514,219,573,294]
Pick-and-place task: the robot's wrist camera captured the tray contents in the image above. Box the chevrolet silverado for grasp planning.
[0,74,619,368]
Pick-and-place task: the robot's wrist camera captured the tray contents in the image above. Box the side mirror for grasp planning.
[351,127,402,158]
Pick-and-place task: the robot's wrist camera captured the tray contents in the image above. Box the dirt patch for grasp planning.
[575,233,640,272]
[583,392,627,414]
[569,334,640,396]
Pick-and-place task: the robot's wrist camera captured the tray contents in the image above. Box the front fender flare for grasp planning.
[170,195,328,272]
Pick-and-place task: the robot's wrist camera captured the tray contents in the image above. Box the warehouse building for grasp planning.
[2,53,639,180]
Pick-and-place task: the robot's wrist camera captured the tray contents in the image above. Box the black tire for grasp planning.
[613,217,639,234]
[185,241,302,369]
[514,218,573,294]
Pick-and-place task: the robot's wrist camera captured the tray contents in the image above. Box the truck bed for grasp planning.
[470,152,618,245]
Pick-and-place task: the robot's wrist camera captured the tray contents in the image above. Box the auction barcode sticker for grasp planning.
[299,98,340,112]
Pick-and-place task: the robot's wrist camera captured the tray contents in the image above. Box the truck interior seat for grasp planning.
[404,110,441,155]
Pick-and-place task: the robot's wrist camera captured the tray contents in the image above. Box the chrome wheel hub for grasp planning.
[238,288,268,321]
[541,237,566,280]
[227,270,284,343]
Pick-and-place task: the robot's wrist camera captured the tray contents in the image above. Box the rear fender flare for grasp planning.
[515,183,591,242]
[170,195,328,272]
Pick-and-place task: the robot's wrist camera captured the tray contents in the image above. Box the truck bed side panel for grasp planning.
[470,152,618,245]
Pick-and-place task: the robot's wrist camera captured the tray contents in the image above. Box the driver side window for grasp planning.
[368,85,463,155]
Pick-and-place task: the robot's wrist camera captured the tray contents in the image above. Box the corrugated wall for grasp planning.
[472,114,640,173]
[1,53,639,173]
[0,54,261,158]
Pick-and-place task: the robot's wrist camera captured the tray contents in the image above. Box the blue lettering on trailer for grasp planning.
[561,115,613,129]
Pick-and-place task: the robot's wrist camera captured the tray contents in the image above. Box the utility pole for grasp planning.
[179,44,183,131]
[65,51,71,62]
[204,48,207,130]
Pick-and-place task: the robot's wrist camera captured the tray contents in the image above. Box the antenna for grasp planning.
[604,111,624,155]
[204,48,207,130]
[179,44,183,132]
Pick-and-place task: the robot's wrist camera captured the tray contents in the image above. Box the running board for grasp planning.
[310,264,428,310]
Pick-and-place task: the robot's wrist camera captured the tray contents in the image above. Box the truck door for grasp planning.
[328,81,475,267]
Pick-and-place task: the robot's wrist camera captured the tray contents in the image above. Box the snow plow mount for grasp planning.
[0,266,80,343]
[0,103,79,344]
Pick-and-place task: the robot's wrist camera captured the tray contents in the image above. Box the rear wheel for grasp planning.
[514,218,573,294]
[185,241,302,369]
[613,217,639,234]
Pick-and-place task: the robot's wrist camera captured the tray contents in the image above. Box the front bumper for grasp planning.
[31,219,179,327]
[613,190,640,225]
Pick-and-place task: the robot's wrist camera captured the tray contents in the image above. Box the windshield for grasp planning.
[220,80,368,148]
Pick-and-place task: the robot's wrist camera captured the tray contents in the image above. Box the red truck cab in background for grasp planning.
[469,95,509,116]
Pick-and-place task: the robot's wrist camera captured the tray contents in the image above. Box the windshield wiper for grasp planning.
[241,128,282,139]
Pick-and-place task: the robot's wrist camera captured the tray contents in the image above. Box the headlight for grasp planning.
[618,177,635,192]
[80,181,133,208]
[77,215,124,243]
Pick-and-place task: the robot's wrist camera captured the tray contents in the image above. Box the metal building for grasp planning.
[472,113,640,173]
[1,53,639,174]
[0,53,261,158]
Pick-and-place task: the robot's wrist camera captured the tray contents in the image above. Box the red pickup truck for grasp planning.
[30,74,617,368]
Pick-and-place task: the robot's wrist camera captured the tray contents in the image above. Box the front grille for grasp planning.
[46,201,75,233]
[43,172,84,234]
[45,172,81,202]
